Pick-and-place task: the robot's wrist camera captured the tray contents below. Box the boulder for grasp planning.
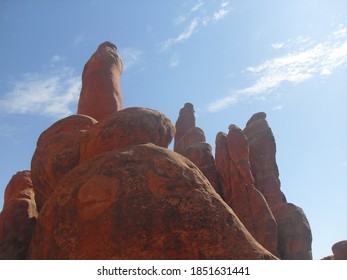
[77,41,123,121]
[0,171,38,259]
[31,115,97,210]
[28,144,276,260]
[79,107,175,163]
[332,240,347,260]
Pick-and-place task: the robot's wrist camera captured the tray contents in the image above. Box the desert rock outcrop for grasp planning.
[28,144,275,260]
[0,171,37,259]
[31,115,97,211]
[77,41,123,121]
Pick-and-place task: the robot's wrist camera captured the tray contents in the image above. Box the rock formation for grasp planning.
[0,171,38,259]
[174,103,221,195]
[28,144,275,260]
[31,115,97,211]
[77,41,123,121]
[215,126,279,256]
[0,41,314,260]
[332,240,347,260]
[80,107,175,163]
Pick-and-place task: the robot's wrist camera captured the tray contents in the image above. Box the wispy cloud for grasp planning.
[120,48,143,72]
[0,67,81,118]
[161,18,199,50]
[272,105,283,111]
[271,42,284,50]
[160,1,231,51]
[207,26,347,112]
[212,1,230,23]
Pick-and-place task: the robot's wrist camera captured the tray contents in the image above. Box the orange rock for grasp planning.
[243,112,286,207]
[77,41,123,121]
[271,203,312,259]
[31,115,97,210]
[79,107,175,163]
[0,171,38,259]
[174,103,221,195]
[174,103,195,150]
[215,126,279,256]
[28,144,276,260]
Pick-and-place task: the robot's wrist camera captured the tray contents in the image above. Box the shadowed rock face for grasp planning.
[174,103,221,195]
[271,203,312,260]
[215,126,279,256]
[28,144,276,260]
[243,112,286,208]
[77,41,123,121]
[0,171,38,259]
[332,240,347,260]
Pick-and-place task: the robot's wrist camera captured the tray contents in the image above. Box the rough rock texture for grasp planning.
[332,240,347,260]
[79,107,175,163]
[28,144,276,260]
[31,115,97,211]
[243,112,286,207]
[174,103,221,195]
[174,103,195,150]
[271,203,312,259]
[0,171,38,259]
[77,41,123,121]
[215,127,279,256]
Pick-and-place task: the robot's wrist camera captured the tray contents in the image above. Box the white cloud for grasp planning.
[120,48,142,72]
[207,26,347,112]
[272,105,283,111]
[161,18,199,49]
[212,1,230,23]
[271,42,284,50]
[0,67,81,118]
[191,0,204,12]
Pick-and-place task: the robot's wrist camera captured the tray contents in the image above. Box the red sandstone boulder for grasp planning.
[77,41,123,121]
[243,112,286,207]
[79,107,175,163]
[271,203,312,259]
[31,115,97,210]
[215,126,278,256]
[28,144,276,260]
[332,240,347,260]
[0,171,38,259]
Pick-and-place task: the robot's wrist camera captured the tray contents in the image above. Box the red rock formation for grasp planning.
[332,240,347,260]
[79,107,175,163]
[174,103,221,195]
[31,115,97,211]
[243,112,286,207]
[28,144,276,260]
[271,203,312,259]
[0,171,38,259]
[215,126,278,256]
[174,103,195,150]
[77,41,123,121]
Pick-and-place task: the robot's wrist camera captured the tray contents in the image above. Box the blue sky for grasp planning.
[0,0,346,259]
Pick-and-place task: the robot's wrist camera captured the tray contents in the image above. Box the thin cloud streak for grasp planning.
[160,1,231,51]
[207,26,347,112]
[0,67,81,118]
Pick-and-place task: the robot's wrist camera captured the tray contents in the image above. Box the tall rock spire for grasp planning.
[77,41,123,121]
